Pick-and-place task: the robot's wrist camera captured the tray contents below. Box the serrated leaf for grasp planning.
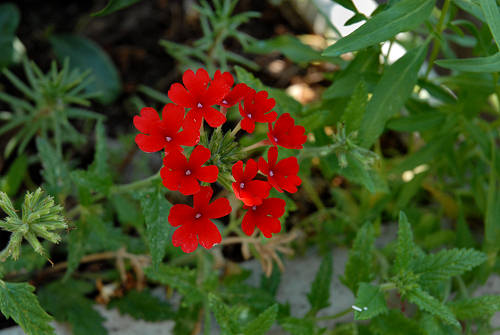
[342,81,368,134]
[242,304,278,335]
[109,289,174,321]
[0,3,20,68]
[394,211,416,273]
[436,53,500,72]
[36,137,70,196]
[145,265,203,304]
[50,34,122,104]
[358,43,428,148]
[353,283,388,320]
[92,0,141,16]
[406,286,460,327]
[38,280,106,335]
[0,280,55,335]
[370,310,426,335]
[208,294,240,334]
[479,0,500,49]
[448,295,500,320]
[323,0,434,56]
[138,188,172,269]
[65,218,90,279]
[413,248,487,286]
[342,223,375,293]
[307,252,333,315]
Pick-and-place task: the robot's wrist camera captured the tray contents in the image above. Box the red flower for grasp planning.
[134,104,199,153]
[161,145,218,195]
[239,89,277,133]
[267,113,307,149]
[242,198,286,238]
[258,147,301,193]
[232,159,271,206]
[168,68,230,128]
[169,186,231,253]
[214,70,251,108]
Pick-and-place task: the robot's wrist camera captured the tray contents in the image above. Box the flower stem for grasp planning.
[314,307,352,321]
[242,139,268,152]
[109,171,161,195]
[230,121,241,137]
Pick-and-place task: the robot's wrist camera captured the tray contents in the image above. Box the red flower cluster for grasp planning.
[134,68,306,253]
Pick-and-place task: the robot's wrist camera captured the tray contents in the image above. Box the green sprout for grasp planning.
[0,58,102,157]
[0,188,67,261]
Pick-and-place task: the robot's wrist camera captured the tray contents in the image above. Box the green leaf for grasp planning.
[307,252,333,315]
[358,43,428,148]
[279,317,324,335]
[387,113,446,132]
[0,3,20,68]
[394,211,416,273]
[1,154,27,196]
[38,280,106,335]
[91,121,109,176]
[92,0,141,16]
[448,295,500,320]
[145,265,203,304]
[50,34,122,104]
[342,81,368,134]
[370,310,426,335]
[323,0,434,56]
[406,286,460,327]
[436,53,500,72]
[208,294,240,334]
[138,188,173,269]
[0,280,55,335]
[332,0,358,12]
[353,283,388,320]
[64,218,90,279]
[479,0,500,49]
[108,289,174,321]
[242,304,278,335]
[260,266,281,297]
[36,137,70,196]
[413,248,487,286]
[341,223,375,293]
[453,0,485,21]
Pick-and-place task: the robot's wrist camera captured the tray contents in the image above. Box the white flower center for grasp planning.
[197,102,203,108]
[248,113,252,119]
[240,182,245,189]
[165,136,172,142]
[195,213,202,219]
[273,136,278,143]
[269,170,274,177]
[185,169,192,176]
[252,205,257,211]
[222,99,228,105]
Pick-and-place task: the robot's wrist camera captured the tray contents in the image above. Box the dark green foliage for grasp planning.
[307,252,333,315]
[108,289,174,321]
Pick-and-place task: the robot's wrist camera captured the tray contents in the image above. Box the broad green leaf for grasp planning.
[341,223,375,293]
[71,169,112,197]
[307,252,333,315]
[1,154,27,196]
[38,280,106,335]
[453,0,486,21]
[353,283,388,320]
[279,317,324,335]
[0,3,20,68]
[413,248,487,286]
[358,43,428,148]
[342,81,368,134]
[242,304,278,335]
[448,296,500,320]
[92,0,141,16]
[323,0,434,56]
[332,0,357,12]
[0,280,55,335]
[138,188,173,269]
[387,113,446,132]
[436,53,500,72]
[394,211,416,273]
[406,286,460,327]
[111,194,143,228]
[370,310,426,335]
[108,289,174,321]
[145,265,203,304]
[479,0,500,49]
[50,34,122,104]
[36,137,70,196]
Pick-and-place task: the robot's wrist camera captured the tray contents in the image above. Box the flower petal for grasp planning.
[241,211,256,236]
[242,159,258,181]
[205,197,231,219]
[172,223,198,253]
[241,117,255,133]
[163,149,187,170]
[135,134,165,153]
[189,145,211,167]
[257,216,281,238]
[169,204,195,227]
[161,103,185,133]
[178,176,200,196]
[197,219,222,249]
[197,165,219,183]
[232,161,244,182]
[134,107,160,133]
[193,186,213,210]
[203,106,226,128]
[168,83,195,108]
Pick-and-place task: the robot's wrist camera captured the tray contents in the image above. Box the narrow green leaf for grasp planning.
[479,0,500,49]
[138,188,173,269]
[64,218,90,280]
[0,281,55,335]
[208,294,240,334]
[333,0,358,12]
[353,283,388,320]
[38,280,106,335]
[394,211,416,273]
[91,121,109,176]
[342,81,368,134]
[242,304,278,335]
[406,286,460,327]
[413,248,487,286]
[453,0,485,21]
[341,223,375,293]
[436,53,500,72]
[448,296,500,320]
[50,34,122,104]
[108,289,174,321]
[323,0,434,56]
[387,113,446,132]
[1,154,28,196]
[92,0,141,16]
[307,252,333,314]
[0,3,20,68]
[145,265,203,304]
[36,137,70,196]
[358,43,428,148]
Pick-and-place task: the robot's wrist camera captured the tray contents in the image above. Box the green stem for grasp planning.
[109,171,161,195]
[424,0,451,80]
[380,282,397,291]
[314,307,352,321]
